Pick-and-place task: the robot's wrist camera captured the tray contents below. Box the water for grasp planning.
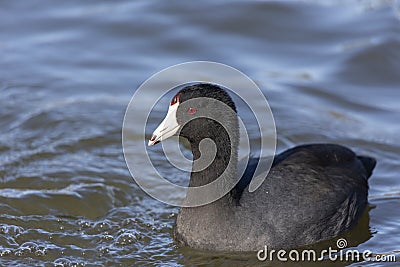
[1,0,399,266]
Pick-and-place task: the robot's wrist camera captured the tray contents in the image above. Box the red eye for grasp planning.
[188,107,196,115]
[171,93,181,106]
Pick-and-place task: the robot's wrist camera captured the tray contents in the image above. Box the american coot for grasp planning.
[148,83,376,251]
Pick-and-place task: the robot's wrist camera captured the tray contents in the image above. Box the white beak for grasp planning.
[148,103,180,146]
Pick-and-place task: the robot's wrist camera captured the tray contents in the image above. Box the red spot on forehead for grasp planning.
[170,92,181,106]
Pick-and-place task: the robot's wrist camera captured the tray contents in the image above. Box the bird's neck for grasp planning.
[175,119,240,248]
[184,124,239,207]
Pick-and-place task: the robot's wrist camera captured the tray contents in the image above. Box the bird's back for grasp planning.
[235,144,375,249]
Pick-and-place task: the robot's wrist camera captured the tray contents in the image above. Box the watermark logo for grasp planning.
[336,238,347,249]
[257,238,397,263]
[122,61,276,207]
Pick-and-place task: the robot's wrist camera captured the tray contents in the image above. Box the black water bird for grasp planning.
[148,83,376,251]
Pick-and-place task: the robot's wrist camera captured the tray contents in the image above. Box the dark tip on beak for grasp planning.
[150,135,157,142]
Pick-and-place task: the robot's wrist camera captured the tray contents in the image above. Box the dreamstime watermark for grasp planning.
[122,61,276,207]
[257,238,397,263]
